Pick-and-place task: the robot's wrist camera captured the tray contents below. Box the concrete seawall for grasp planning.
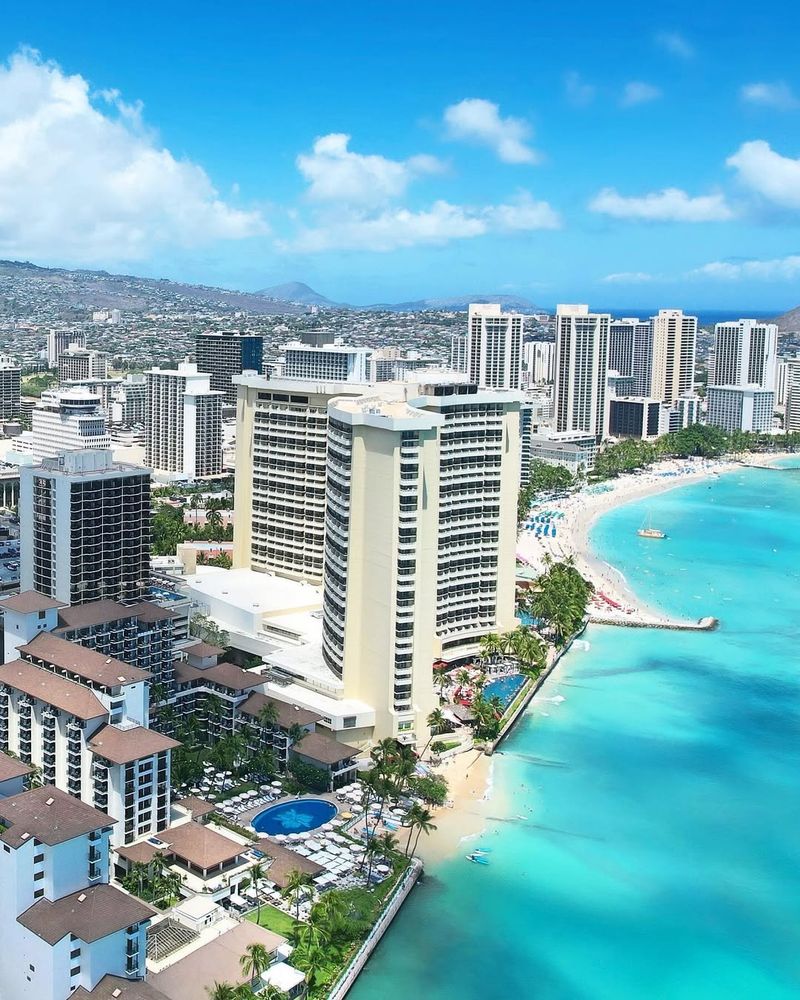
[328,859,423,1000]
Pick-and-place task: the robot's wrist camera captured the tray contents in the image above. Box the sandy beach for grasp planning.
[415,452,794,863]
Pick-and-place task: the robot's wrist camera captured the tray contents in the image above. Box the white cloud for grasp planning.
[620,82,662,108]
[443,98,538,164]
[691,255,800,281]
[740,82,799,110]
[655,31,694,59]
[564,72,595,108]
[295,133,444,208]
[0,48,265,263]
[589,186,733,222]
[281,191,560,253]
[601,271,655,284]
[726,140,800,209]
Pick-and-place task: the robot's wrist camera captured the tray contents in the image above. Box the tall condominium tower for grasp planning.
[58,345,109,382]
[196,331,265,405]
[523,341,555,384]
[281,341,371,382]
[450,334,468,373]
[650,309,697,404]
[47,329,85,368]
[785,359,800,432]
[554,304,611,441]
[20,449,151,605]
[11,388,111,463]
[321,396,443,740]
[711,319,778,390]
[233,375,367,583]
[146,361,223,479]
[0,355,21,420]
[467,303,523,389]
[320,382,520,741]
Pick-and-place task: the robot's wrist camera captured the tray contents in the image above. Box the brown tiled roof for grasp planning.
[72,974,172,1000]
[20,633,152,687]
[0,659,106,720]
[18,884,153,945]
[0,750,33,783]
[88,725,180,765]
[115,841,160,865]
[255,839,324,888]
[131,602,175,624]
[292,730,359,765]
[149,922,284,997]
[173,658,263,693]
[152,821,246,870]
[185,640,225,657]
[239,691,321,729]
[55,600,133,630]
[0,591,66,614]
[0,786,115,848]
[174,796,216,819]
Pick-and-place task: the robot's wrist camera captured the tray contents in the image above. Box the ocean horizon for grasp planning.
[349,462,800,1000]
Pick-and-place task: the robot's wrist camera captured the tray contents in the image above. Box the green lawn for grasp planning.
[246,903,298,937]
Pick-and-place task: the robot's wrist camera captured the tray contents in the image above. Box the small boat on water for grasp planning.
[637,511,666,539]
[466,853,490,865]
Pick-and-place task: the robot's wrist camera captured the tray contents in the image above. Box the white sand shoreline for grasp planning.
[415,452,795,863]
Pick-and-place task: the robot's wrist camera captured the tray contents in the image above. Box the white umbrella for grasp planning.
[349,844,362,853]
[271,780,282,788]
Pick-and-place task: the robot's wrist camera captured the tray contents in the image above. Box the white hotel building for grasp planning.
[467,303,523,390]
[554,304,611,442]
[146,361,224,480]
[0,593,177,847]
[10,389,111,464]
[281,341,371,383]
[0,781,153,1000]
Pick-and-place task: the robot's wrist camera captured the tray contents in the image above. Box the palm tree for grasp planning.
[248,861,267,923]
[455,668,471,689]
[206,981,237,1000]
[294,941,329,987]
[419,708,447,758]
[409,806,437,857]
[377,831,398,859]
[403,803,426,856]
[239,941,271,992]
[479,632,503,664]
[287,723,307,748]
[281,869,315,919]
[257,700,280,731]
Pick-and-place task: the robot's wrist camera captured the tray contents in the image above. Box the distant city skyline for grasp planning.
[1,1,799,309]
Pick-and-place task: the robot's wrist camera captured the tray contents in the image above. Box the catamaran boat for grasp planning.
[637,512,666,539]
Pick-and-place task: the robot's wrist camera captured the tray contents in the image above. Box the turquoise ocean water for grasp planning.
[350,465,800,1000]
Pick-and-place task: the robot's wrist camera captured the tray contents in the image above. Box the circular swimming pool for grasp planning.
[252,798,337,836]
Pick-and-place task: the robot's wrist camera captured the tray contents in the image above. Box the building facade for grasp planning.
[785,359,800,432]
[0,354,21,420]
[281,341,370,383]
[58,347,109,383]
[20,450,151,607]
[609,398,670,440]
[233,375,366,583]
[47,330,85,369]
[0,782,153,999]
[146,362,223,480]
[466,303,523,390]
[706,385,774,433]
[650,309,697,404]
[0,619,176,846]
[711,319,778,391]
[11,389,111,463]
[553,304,610,442]
[195,332,265,406]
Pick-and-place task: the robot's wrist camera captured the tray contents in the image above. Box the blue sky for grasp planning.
[1,0,799,309]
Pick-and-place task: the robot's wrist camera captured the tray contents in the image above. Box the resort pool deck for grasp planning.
[252,798,337,836]
[483,673,527,709]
